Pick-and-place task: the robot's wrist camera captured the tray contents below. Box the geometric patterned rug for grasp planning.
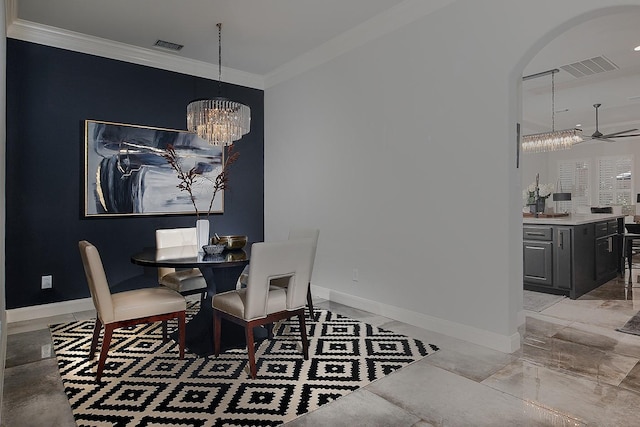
[50,303,438,426]
[617,310,640,336]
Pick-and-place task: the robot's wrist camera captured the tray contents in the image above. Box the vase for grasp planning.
[196,218,210,252]
[536,198,546,214]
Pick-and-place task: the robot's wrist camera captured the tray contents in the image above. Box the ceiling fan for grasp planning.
[587,103,640,142]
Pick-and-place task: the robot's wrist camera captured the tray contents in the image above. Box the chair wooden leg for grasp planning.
[213,310,222,357]
[306,282,315,319]
[96,324,114,382]
[297,310,309,359]
[245,324,257,379]
[177,312,185,359]
[89,317,102,359]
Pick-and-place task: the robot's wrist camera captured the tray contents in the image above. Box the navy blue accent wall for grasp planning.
[5,39,264,309]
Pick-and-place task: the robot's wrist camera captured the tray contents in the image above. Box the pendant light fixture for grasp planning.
[521,69,583,153]
[187,23,251,146]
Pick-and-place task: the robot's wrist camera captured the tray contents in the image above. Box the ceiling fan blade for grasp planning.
[601,129,639,138]
[605,133,640,138]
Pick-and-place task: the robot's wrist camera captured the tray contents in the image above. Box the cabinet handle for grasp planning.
[526,232,545,236]
[558,231,564,249]
[608,237,612,252]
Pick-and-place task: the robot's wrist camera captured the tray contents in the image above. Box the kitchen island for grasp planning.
[523,213,624,299]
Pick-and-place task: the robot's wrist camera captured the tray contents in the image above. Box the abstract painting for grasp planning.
[84,120,224,217]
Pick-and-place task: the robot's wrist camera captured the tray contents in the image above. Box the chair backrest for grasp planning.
[244,239,314,320]
[155,227,198,279]
[288,228,319,276]
[78,241,115,323]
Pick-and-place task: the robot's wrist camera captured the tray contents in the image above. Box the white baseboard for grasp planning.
[311,285,521,353]
[6,298,94,323]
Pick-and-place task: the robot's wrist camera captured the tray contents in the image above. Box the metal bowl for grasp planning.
[202,244,226,255]
[211,235,248,250]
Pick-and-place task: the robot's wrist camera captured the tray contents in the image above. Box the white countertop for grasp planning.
[523,213,625,226]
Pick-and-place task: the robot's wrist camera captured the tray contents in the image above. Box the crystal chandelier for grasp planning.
[187,23,250,146]
[521,69,582,153]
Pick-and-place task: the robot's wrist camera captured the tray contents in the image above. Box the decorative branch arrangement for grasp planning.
[163,143,240,218]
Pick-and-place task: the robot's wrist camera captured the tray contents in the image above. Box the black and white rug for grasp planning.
[50,304,438,426]
[617,311,640,336]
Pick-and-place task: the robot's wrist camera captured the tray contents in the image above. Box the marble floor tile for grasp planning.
[366,359,583,426]
[619,361,640,393]
[521,334,638,387]
[483,360,640,427]
[73,309,96,321]
[552,320,640,359]
[7,314,76,335]
[540,301,635,329]
[5,329,54,368]
[522,314,573,339]
[283,389,422,427]
[1,358,76,427]
[420,347,516,383]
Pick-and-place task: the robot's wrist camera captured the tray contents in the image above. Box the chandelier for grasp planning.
[521,69,582,153]
[187,23,250,146]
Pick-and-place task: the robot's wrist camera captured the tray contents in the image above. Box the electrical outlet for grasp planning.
[352,268,359,282]
[41,275,53,289]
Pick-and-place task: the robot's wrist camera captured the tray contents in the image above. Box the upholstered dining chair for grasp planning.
[213,238,315,379]
[237,228,319,318]
[156,227,208,300]
[78,240,186,382]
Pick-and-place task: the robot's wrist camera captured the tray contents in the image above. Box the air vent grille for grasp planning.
[560,56,618,78]
[153,40,184,51]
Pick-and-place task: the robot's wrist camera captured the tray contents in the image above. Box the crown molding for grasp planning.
[264,0,455,88]
[6,18,265,90]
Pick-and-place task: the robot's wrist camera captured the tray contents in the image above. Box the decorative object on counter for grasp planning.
[212,234,248,250]
[521,69,583,153]
[163,143,240,248]
[202,244,226,255]
[524,173,554,215]
[552,179,572,214]
[186,23,250,146]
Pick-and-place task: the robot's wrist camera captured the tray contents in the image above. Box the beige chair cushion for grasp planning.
[112,287,186,323]
[160,269,207,293]
[79,240,186,325]
[155,228,206,293]
[213,287,287,320]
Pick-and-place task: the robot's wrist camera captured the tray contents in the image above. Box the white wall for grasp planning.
[264,0,640,352]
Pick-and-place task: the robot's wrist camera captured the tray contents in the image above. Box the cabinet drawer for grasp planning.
[607,220,619,235]
[523,227,552,241]
[595,221,609,238]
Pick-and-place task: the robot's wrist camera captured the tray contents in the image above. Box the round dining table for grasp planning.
[131,244,266,356]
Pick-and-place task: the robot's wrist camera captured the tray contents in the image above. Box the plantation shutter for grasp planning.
[558,160,590,213]
[597,156,633,208]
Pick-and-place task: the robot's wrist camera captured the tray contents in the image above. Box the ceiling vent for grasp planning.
[153,39,184,51]
[560,56,618,78]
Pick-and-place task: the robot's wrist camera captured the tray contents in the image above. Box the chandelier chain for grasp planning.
[217,22,222,96]
[551,70,555,132]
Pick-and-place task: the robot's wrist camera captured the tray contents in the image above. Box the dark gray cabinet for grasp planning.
[523,226,571,291]
[554,227,572,290]
[594,220,619,282]
[523,226,554,287]
[524,218,621,299]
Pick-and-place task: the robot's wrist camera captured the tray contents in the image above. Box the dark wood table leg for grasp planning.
[173,264,267,357]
